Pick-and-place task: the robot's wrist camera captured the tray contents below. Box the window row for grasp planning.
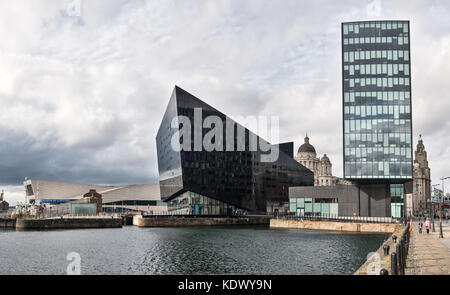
[344,104,410,117]
[345,155,411,164]
[343,36,408,45]
[343,22,408,34]
[344,63,409,76]
[344,133,412,148]
[344,119,411,133]
[344,91,410,103]
[344,50,409,62]
[345,146,412,158]
[344,161,412,178]
[347,77,410,88]
[391,184,404,198]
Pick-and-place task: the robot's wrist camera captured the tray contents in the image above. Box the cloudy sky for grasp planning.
[1,0,449,204]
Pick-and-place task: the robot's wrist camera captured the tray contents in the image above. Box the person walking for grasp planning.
[425,217,431,234]
[418,221,423,234]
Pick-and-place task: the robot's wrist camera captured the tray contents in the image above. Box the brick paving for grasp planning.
[406,220,450,275]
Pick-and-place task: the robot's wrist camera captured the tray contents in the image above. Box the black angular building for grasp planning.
[156,86,314,214]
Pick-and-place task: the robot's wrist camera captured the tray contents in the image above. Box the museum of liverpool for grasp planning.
[23,179,167,213]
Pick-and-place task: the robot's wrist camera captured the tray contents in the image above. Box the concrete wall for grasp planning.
[361,184,391,217]
[133,215,270,227]
[270,218,401,233]
[16,217,122,230]
[0,218,16,228]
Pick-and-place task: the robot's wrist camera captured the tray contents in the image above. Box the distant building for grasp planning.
[0,190,9,211]
[295,135,351,186]
[412,136,431,215]
[72,189,103,213]
[431,187,443,204]
[23,179,167,213]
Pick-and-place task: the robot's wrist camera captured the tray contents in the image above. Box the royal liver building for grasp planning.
[412,136,431,215]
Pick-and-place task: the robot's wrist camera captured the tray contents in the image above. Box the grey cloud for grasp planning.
[1,0,450,200]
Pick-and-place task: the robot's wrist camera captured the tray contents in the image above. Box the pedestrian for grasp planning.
[418,221,423,234]
[425,217,431,234]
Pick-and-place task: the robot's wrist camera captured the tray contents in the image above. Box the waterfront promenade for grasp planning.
[406,220,450,275]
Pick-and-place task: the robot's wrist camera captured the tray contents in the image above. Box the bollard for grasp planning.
[396,242,403,275]
[391,252,398,275]
[380,269,389,275]
[439,220,444,239]
[383,245,390,256]
[403,236,407,272]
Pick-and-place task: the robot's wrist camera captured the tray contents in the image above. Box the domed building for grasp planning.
[295,135,320,182]
[295,135,350,186]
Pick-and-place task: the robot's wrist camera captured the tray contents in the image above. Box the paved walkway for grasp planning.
[406,219,450,275]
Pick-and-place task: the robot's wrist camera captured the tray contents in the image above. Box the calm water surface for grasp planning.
[0,226,388,275]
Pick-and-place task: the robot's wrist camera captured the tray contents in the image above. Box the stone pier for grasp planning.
[134,215,270,227]
[354,225,406,275]
[15,216,122,230]
[270,218,400,233]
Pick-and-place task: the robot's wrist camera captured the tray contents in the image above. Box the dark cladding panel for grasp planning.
[277,142,294,158]
[157,86,314,213]
[156,89,183,200]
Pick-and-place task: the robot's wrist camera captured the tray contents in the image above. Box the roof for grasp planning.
[298,136,316,154]
[23,179,161,203]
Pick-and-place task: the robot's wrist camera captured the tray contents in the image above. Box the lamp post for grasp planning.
[431,184,441,232]
[438,177,450,234]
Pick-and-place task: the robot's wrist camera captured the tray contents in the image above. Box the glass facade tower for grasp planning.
[342,20,413,180]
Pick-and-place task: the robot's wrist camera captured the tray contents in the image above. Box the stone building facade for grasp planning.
[295,135,351,186]
[412,136,431,215]
[0,190,9,211]
[82,189,103,213]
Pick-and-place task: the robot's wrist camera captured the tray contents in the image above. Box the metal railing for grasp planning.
[390,225,410,275]
[141,211,251,217]
[275,213,401,224]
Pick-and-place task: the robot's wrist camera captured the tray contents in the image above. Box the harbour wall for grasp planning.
[133,215,270,227]
[354,225,407,275]
[0,218,16,229]
[269,218,401,233]
[15,217,122,230]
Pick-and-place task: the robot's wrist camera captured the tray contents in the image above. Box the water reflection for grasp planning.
[0,226,388,275]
